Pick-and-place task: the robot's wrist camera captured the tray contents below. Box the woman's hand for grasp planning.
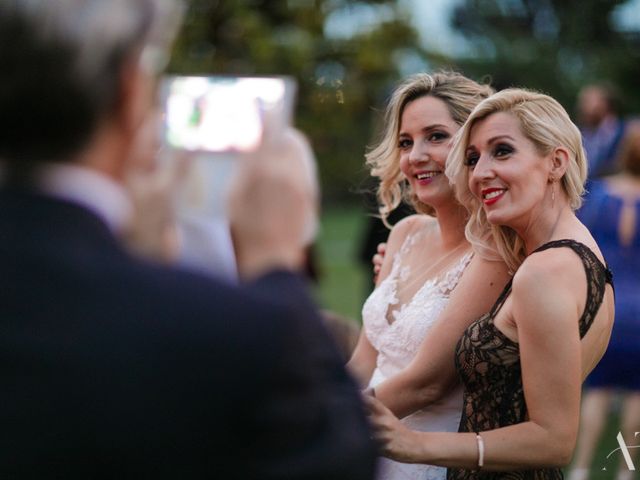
[372,242,386,283]
[364,394,425,463]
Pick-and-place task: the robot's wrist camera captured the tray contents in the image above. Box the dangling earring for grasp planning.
[551,178,556,207]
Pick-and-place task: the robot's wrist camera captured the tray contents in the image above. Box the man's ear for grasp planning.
[549,146,570,181]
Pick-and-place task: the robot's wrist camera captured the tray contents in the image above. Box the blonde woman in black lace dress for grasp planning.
[367,89,615,479]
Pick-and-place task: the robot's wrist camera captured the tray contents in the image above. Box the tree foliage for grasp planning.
[169,0,423,200]
[448,0,640,114]
[168,0,640,201]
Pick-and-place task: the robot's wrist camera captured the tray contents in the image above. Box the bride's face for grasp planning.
[398,95,460,209]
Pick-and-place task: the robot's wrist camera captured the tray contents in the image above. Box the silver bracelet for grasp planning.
[475,432,485,469]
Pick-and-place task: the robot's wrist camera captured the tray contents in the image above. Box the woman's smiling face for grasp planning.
[398,95,460,209]
[465,111,553,229]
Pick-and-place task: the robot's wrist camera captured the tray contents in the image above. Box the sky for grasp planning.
[611,0,640,31]
[325,0,640,58]
[324,0,463,51]
[401,0,467,55]
[406,0,640,54]
[323,0,466,74]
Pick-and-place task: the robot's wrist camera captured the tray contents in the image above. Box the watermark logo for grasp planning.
[605,432,640,471]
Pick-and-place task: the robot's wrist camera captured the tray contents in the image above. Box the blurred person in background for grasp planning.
[0,1,375,478]
[568,122,640,480]
[577,83,627,179]
[347,72,511,480]
[121,96,238,281]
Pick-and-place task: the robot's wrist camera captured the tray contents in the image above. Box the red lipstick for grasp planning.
[481,187,507,206]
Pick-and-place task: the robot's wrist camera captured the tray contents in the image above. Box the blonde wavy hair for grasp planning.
[446,88,588,272]
[366,72,493,226]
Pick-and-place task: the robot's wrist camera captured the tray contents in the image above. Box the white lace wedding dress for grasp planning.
[363,224,472,480]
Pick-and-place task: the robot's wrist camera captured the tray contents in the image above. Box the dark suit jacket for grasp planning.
[0,189,376,479]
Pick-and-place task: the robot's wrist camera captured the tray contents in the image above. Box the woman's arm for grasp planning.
[374,254,511,417]
[369,251,585,469]
[346,215,421,386]
[347,332,379,387]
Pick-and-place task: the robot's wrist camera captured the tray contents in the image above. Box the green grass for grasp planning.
[587,411,622,479]
[314,203,371,323]
[579,407,635,480]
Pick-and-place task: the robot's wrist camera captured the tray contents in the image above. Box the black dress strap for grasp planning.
[531,239,614,338]
[488,278,513,318]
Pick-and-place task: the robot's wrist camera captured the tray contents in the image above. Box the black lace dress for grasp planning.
[447,240,614,480]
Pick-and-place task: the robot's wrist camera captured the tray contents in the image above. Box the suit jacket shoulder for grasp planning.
[0,190,376,479]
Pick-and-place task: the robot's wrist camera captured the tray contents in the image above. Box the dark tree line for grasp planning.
[169,0,640,202]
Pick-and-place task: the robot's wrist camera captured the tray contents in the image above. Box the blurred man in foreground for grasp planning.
[0,1,375,478]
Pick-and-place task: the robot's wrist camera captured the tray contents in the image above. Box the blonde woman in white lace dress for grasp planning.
[347,73,511,480]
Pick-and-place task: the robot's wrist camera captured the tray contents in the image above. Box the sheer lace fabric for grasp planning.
[363,222,473,480]
[448,240,614,480]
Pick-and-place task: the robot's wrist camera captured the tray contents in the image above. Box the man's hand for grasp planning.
[124,109,190,263]
[227,128,319,279]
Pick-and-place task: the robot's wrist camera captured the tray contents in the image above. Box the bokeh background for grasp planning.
[168,3,640,476]
[170,0,640,205]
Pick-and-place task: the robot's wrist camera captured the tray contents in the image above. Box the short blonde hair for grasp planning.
[366,72,493,225]
[446,88,588,271]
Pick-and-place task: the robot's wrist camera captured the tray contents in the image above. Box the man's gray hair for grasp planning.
[0,0,183,165]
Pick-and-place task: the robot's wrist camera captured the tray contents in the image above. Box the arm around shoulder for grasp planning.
[376,254,512,417]
[369,255,584,470]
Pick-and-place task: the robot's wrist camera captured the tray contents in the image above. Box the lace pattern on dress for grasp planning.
[363,227,474,374]
[362,223,474,480]
[447,240,614,480]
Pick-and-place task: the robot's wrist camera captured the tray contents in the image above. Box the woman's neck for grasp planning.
[516,201,572,255]
[433,201,469,249]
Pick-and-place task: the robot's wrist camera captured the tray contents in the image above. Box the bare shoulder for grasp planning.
[465,253,511,281]
[513,247,584,293]
[374,214,431,286]
[454,253,512,296]
[440,253,512,322]
[510,248,585,330]
[386,214,433,250]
